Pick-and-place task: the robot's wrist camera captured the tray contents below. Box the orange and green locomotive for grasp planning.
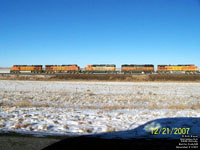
[157,64,199,74]
[121,64,154,74]
[84,64,116,73]
[10,65,43,74]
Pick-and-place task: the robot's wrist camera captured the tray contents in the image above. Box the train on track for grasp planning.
[10,64,199,74]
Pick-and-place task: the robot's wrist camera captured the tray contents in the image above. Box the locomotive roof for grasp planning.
[45,64,78,66]
[13,65,42,67]
[91,64,116,67]
[122,64,154,67]
[158,64,194,66]
[62,64,78,66]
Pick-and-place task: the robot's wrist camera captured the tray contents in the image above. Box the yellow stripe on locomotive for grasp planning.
[157,64,198,72]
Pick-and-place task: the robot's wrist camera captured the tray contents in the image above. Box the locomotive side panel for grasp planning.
[45,65,80,74]
[10,65,43,74]
[84,64,116,73]
[121,64,154,74]
[157,64,199,74]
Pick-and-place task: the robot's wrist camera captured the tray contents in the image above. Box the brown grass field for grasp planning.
[0,74,200,82]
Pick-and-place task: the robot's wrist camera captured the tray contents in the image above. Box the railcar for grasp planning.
[121,64,154,74]
[45,64,80,74]
[157,64,199,74]
[84,64,116,74]
[10,65,42,74]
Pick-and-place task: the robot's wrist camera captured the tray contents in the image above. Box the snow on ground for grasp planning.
[0,80,200,139]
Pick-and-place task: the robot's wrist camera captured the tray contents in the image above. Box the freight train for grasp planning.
[10,64,199,74]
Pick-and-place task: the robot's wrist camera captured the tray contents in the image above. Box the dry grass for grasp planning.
[149,74,200,81]
[0,100,51,107]
[148,103,200,110]
[1,99,199,110]
[191,105,200,110]
[167,104,191,110]
[78,105,137,110]
[13,100,33,107]
[148,102,161,109]
[1,74,200,82]
[106,128,116,132]
[0,81,199,111]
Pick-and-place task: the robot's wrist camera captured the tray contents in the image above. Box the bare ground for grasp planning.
[0,133,68,150]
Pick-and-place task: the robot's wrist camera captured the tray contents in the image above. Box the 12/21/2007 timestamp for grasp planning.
[151,128,190,135]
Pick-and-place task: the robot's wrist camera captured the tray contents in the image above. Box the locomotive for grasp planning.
[45,64,80,74]
[10,65,43,74]
[10,64,199,74]
[84,64,116,74]
[157,64,199,74]
[121,64,154,74]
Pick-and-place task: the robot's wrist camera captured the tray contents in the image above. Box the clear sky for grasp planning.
[0,0,200,68]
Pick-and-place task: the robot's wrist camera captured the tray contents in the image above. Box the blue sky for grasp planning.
[0,0,200,68]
